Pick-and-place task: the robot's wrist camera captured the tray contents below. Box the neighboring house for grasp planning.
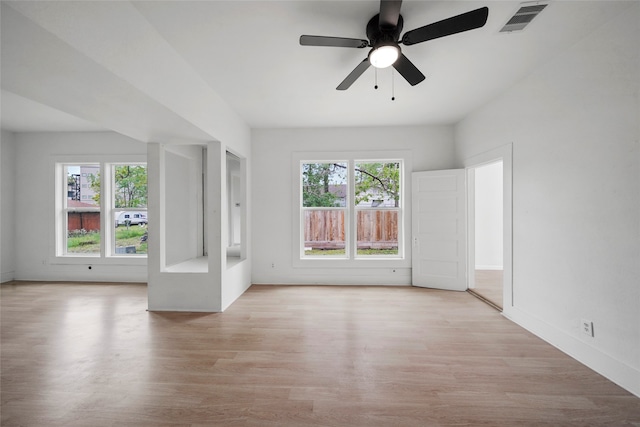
[79,165,99,204]
[66,199,100,231]
[67,166,99,205]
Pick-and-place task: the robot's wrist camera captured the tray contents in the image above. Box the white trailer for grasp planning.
[115,211,148,226]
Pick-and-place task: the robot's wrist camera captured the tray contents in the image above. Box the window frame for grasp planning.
[353,160,402,259]
[61,162,101,257]
[292,150,411,269]
[51,155,147,265]
[110,162,148,257]
[300,161,349,259]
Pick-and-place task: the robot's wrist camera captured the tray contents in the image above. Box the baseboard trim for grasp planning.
[474,265,503,270]
[504,307,640,398]
[14,271,147,283]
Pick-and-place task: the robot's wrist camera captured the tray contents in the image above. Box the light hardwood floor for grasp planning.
[2,282,639,426]
[471,269,504,310]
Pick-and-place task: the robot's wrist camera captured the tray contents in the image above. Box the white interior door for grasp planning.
[412,169,467,291]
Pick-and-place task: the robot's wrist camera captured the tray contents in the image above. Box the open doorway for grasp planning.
[469,161,503,309]
[464,143,512,314]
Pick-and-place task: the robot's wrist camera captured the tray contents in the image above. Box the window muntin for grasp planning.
[300,160,402,259]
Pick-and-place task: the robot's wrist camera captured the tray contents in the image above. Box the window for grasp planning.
[112,164,148,255]
[57,161,147,258]
[302,162,348,257]
[354,161,400,257]
[64,164,101,255]
[300,159,402,259]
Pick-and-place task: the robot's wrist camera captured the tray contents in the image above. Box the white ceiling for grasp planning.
[0,90,106,132]
[0,1,632,137]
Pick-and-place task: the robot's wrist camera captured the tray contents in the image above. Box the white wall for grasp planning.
[474,161,503,270]
[12,131,148,282]
[454,3,639,396]
[252,125,455,285]
[1,130,17,282]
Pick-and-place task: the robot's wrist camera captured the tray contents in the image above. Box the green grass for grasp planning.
[115,227,147,240]
[115,226,148,254]
[304,248,399,256]
[357,248,398,255]
[66,226,147,254]
[67,231,100,253]
[304,249,346,256]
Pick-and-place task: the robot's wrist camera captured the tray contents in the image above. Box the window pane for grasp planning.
[65,164,100,255]
[66,212,101,254]
[303,209,346,256]
[356,210,398,256]
[114,214,148,255]
[114,165,147,208]
[113,164,147,255]
[354,162,400,207]
[66,164,100,208]
[302,162,347,207]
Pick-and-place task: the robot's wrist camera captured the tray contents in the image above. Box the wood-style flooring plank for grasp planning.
[473,269,504,309]
[2,281,639,426]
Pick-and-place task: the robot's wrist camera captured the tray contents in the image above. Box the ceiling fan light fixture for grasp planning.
[369,44,400,68]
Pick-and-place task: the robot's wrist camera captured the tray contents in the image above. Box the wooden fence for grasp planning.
[68,212,100,232]
[304,210,398,250]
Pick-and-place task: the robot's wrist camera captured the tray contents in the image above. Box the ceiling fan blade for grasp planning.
[300,35,369,48]
[401,7,489,46]
[337,59,371,90]
[392,54,425,86]
[379,0,403,29]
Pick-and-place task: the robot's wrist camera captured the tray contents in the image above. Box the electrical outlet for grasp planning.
[271,263,275,268]
[581,319,594,337]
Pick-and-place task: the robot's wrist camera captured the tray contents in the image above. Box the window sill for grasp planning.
[50,255,147,266]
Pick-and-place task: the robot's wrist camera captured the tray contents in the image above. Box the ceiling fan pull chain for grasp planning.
[391,68,395,101]
[374,68,379,90]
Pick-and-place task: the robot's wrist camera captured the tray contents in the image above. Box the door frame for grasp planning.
[463,144,513,316]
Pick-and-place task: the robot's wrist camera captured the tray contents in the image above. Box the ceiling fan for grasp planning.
[300,0,489,90]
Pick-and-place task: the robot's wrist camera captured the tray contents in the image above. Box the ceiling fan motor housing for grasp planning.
[366,14,403,49]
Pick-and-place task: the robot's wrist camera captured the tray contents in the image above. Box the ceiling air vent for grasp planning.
[500,2,548,32]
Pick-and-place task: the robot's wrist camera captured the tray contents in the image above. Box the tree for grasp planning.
[302,163,345,207]
[302,162,400,208]
[354,162,400,207]
[88,172,101,205]
[114,165,147,208]
[87,166,147,207]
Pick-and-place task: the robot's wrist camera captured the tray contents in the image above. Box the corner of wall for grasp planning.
[505,308,640,398]
[0,130,17,282]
